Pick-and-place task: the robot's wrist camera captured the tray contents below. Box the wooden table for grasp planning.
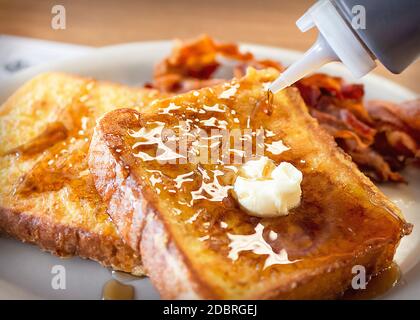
[0,0,419,92]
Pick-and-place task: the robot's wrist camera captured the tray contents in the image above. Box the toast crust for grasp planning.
[0,206,144,275]
[0,72,162,274]
[90,68,410,298]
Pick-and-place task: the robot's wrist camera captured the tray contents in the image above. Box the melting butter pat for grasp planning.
[233,156,302,217]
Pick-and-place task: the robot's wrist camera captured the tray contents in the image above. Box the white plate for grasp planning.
[0,41,418,300]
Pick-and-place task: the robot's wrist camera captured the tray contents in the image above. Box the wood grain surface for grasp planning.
[0,0,418,92]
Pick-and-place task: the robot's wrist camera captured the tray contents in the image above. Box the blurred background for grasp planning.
[0,0,418,91]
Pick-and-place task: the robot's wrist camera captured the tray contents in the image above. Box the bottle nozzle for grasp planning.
[269,34,337,93]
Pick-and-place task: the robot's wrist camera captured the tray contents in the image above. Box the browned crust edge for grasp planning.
[0,206,144,276]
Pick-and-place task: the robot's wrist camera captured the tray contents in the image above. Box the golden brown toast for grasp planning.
[89,68,410,299]
[0,72,162,275]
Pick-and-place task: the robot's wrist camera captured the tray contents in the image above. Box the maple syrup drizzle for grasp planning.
[250,89,274,124]
[267,88,273,105]
[263,89,274,116]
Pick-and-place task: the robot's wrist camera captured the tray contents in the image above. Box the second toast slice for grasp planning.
[0,72,162,274]
[89,68,410,299]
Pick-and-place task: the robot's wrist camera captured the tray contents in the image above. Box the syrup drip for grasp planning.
[261,89,274,116]
[102,270,140,300]
[343,263,401,300]
[249,89,274,130]
[102,279,134,300]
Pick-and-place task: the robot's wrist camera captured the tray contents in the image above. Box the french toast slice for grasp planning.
[89,68,411,298]
[0,72,162,275]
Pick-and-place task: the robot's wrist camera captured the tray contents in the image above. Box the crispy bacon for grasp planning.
[149,35,419,182]
[152,35,281,93]
[399,99,420,132]
[366,99,420,163]
[292,76,419,182]
[347,148,405,182]
[296,74,371,122]
[310,109,371,149]
[152,35,285,93]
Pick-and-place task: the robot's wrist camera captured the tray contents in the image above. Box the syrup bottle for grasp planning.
[269,0,420,92]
